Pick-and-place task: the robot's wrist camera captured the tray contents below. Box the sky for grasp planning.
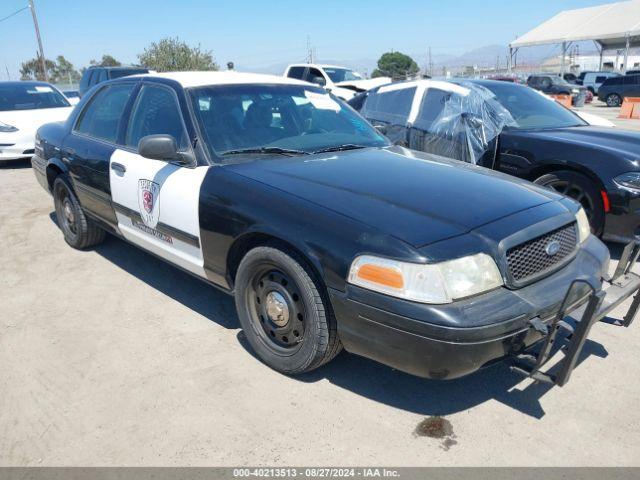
[0,0,621,80]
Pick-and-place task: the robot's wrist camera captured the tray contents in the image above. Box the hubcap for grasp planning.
[249,268,306,350]
[265,291,289,327]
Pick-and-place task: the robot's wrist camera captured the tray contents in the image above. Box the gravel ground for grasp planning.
[1,161,639,466]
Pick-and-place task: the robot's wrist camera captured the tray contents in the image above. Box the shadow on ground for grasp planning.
[64,223,613,420]
[0,158,31,169]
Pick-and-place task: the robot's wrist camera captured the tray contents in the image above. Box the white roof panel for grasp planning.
[137,71,312,88]
[511,0,640,48]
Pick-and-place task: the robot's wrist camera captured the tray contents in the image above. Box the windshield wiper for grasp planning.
[221,147,309,157]
[312,144,369,154]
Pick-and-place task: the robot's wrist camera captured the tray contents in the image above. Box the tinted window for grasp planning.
[604,77,623,86]
[75,84,135,142]
[595,76,607,83]
[108,68,148,80]
[0,83,70,111]
[305,68,326,86]
[625,75,640,85]
[362,86,416,124]
[286,67,306,80]
[126,85,188,150]
[96,69,108,84]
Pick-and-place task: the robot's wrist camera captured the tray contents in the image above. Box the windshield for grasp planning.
[189,84,388,160]
[0,84,70,111]
[323,68,362,83]
[480,82,586,129]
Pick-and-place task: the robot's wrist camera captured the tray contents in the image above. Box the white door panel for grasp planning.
[109,148,209,277]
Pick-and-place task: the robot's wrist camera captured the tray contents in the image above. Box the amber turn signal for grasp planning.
[357,264,404,289]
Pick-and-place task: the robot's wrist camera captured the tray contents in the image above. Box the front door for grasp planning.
[109,83,209,278]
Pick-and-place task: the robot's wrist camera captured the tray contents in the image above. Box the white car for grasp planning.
[284,64,391,100]
[0,81,73,163]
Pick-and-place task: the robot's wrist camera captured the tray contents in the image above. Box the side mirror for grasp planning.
[138,134,181,161]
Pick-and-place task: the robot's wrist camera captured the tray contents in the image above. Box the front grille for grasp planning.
[506,222,577,284]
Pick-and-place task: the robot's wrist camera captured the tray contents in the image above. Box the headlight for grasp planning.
[614,172,640,192]
[348,253,503,304]
[571,88,580,94]
[0,121,18,133]
[575,207,591,243]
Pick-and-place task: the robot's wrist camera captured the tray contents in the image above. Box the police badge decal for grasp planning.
[137,179,160,228]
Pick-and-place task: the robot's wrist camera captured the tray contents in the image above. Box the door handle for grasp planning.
[111,162,126,174]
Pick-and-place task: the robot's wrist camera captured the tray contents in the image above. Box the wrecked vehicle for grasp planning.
[350,79,640,243]
[32,72,639,384]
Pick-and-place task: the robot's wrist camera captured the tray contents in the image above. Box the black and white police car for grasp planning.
[32,71,640,385]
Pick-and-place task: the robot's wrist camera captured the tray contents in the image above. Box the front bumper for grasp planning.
[0,131,35,161]
[603,186,640,243]
[330,237,639,383]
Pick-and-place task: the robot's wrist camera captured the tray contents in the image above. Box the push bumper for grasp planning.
[330,238,639,384]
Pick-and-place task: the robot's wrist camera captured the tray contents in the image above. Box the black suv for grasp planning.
[598,74,640,107]
[78,66,149,97]
[527,74,587,106]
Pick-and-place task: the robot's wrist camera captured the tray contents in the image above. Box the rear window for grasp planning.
[108,68,149,80]
[362,86,416,125]
[0,83,69,111]
[286,67,306,80]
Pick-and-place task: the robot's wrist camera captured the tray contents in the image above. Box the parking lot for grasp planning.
[1,151,640,466]
[577,100,640,131]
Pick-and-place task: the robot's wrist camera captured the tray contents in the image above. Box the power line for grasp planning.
[0,5,28,24]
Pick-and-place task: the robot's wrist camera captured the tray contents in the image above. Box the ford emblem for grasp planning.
[545,240,561,256]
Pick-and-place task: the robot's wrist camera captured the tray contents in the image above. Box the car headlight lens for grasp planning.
[571,88,580,94]
[0,121,18,133]
[614,172,640,192]
[576,207,591,243]
[348,253,503,304]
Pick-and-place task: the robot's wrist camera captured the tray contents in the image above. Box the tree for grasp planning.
[89,54,121,67]
[20,55,56,81]
[50,56,81,85]
[137,37,218,72]
[372,51,420,80]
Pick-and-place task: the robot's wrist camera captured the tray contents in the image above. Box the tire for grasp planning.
[606,93,622,107]
[534,170,604,236]
[234,246,342,374]
[53,176,105,249]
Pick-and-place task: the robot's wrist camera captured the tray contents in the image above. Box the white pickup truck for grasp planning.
[284,64,390,100]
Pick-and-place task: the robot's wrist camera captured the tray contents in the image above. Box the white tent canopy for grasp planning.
[509,0,640,72]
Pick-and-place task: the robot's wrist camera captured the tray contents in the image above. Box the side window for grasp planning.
[287,67,306,80]
[305,68,326,86]
[96,69,108,84]
[595,76,607,83]
[540,78,551,89]
[362,86,416,125]
[414,88,453,130]
[75,84,135,143]
[125,85,189,151]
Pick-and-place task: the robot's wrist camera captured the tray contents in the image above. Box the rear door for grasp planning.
[109,82,209,277]
[625,75,640,97]
[64,82,137,228]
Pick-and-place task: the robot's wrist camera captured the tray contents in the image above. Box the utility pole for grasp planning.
[28,0,47,82]
[306,35,314,64]
[428,46,433,77]
[5,64,10,80]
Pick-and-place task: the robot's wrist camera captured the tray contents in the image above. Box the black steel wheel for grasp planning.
[534,170,604,236]
[53,176,105,249]
[234,246,341,374]
[606,93,622,107]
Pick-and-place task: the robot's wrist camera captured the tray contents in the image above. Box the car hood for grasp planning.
[520,126,640,159]
[0,107,72,132]
[226,146,560,247]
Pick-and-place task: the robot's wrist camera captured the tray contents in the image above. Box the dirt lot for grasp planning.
[1,160,640,466]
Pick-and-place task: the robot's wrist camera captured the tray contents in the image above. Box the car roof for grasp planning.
[0,80,55,87]
[287,64,348,70]
[135,71,313,88]
[87,65,147,70]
